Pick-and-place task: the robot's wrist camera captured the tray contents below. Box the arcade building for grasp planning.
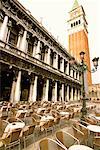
[0,0,82,103]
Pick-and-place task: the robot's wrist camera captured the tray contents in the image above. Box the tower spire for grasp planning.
[72,0,79,10]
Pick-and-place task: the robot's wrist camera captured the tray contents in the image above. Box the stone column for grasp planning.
[10,71,17,103]
[47,48,51,65]
[16,29,23,49]
[66,62,69,75]
[19,30,27,53]
[77,72,80,80]
[78,89,80,101]
[44,79,49,101]
[62,83,65,102]
[70,87,73,101]
[54,81,57,102]
[28,77,34,102]
[35,40,41,59]
[14,70,21,103]
[66,85,69,101]
[70,69,73,77]
[0,15,8,42]
[74,88,77,101]
[60,58,64,72]
[53,53,58,69]
[31,76,38,102]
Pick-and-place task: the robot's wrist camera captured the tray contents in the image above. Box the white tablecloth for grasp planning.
[4,122,25,133]
[41,115,54,122]
[60,112,69,115]
[68,145,93,150]
[94,116,100,120]
[87,125,100,133]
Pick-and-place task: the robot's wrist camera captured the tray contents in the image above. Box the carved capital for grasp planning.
[8,20,12,29]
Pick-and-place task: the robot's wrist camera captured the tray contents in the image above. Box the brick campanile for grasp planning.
[67,0,92,86]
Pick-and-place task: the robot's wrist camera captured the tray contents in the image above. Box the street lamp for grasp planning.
[69,51,99,121]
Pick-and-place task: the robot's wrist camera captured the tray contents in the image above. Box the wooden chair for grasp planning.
[2,128,22,150]
[93,136,100,150]
[56,131,79,149]
[39,138,67,150]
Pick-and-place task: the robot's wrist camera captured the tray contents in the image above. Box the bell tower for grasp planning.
[67,0,92,85]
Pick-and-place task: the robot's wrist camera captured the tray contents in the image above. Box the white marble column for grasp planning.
[70,87,73,101]
[74,88,77,101]
[70,69,73,77]
[47,48,51,65]
[62,83,65,102]
[19,30,27,53]
[0,16,8,42]
[66,85,69,101]
[44,79,49,101]
[54,81,57,102]
[14,71,21,103]
[31,76,38,102]
[54,53,58,69]
[78,89,80,101]
[35,40,41,59]
[16,30,23,49]
[28,78,34,102]
[10,76,17,103]
[77,72,80,80]
[66,62,69,75]
[60,58,64,72]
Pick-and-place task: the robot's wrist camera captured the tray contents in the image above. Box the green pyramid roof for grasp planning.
[72,0,79,10]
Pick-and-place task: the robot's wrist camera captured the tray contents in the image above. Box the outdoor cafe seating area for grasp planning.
[0,100,100,150]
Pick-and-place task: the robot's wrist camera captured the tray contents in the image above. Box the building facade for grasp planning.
[0,0,81,103]
[67,0,92,86]
[88,84,100,101]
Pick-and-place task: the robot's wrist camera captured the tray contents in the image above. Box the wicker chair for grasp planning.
[74,122,89,145]
[93,136,100,150]
[72,125,84,144]
[39,138,67,150]
[23,124,35,148]
[56,131,79,149]
[2,128,22,150]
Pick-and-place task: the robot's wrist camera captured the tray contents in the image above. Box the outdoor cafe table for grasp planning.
[87,125,100,147]
[4,122,25,132]
[40,115,54,127]
[87,125,100,133]
[94,116,100,121]
[59,112,69,115]
[68,145,94,150]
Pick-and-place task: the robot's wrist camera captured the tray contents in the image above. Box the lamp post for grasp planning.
[79,51,87,121]
[69,52,99,121]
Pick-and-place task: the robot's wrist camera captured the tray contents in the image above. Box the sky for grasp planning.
[18,0,100,84]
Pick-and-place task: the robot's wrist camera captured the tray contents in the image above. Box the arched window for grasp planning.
[79,20,81,24]
[71,24,73,27]
[76,21,78,25]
